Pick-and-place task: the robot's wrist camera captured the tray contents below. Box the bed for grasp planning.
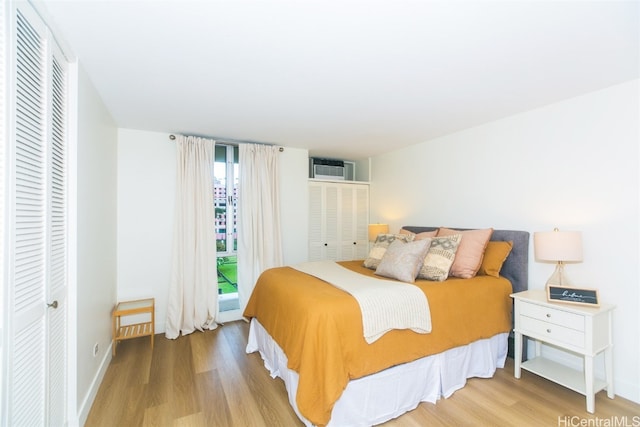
[244,227,529,426]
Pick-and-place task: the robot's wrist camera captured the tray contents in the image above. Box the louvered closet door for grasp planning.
[308,181,369,261]
[7,3,69,425]
[47,39,68,427]
[338,185,355,260]
[308,183,323,260]
[308,182,339,261]
[324,185,339,260]
[0,3,6,422]
[353,185,369,259]
[338,183,369,260]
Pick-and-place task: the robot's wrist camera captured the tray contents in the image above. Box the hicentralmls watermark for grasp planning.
[558,415,640,427]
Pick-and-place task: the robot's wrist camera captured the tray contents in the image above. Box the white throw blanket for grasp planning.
[292,261,432,343]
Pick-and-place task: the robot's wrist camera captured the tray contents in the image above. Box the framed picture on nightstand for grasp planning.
[547,285,599,307]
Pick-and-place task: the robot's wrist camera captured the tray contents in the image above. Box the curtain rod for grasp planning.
[168,133,284,152]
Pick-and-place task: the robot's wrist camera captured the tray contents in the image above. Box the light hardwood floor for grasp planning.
[87,321,639,426]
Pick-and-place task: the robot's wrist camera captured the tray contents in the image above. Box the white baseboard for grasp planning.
[77,342,113,426]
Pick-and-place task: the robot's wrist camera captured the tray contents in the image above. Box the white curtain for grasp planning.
[237,144,283,313]
[165,135,218,339]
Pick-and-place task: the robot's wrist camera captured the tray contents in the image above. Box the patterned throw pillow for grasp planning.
[399,228,438,240]
[417,234,462,281]
[363,233,415,270]
[374,238,432,283]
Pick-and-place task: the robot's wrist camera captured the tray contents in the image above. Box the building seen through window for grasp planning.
[214,145,239,311]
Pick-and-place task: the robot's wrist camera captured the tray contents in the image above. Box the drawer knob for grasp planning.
[546,313,551,318]
[546,328,551,333]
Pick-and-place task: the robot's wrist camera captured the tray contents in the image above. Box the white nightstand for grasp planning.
[511,289,615,413]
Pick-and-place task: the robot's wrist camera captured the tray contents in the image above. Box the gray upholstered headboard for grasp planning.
[402,227,529,294]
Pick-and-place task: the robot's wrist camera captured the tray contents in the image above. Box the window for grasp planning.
[213,145,239,311]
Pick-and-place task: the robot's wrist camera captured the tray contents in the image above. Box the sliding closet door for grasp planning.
[4,2,69,425]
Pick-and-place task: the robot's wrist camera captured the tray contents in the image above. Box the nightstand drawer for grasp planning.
[519,301,584,331]
[520,315,585,348]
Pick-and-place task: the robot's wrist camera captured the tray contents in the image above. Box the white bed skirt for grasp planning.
[246,318,508,427]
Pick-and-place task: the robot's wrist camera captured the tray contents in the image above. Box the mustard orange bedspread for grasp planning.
[243,260,512,426]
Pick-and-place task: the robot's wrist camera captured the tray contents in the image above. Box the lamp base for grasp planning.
[545,262,574,288]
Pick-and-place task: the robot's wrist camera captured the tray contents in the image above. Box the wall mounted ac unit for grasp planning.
[310,158,355,181]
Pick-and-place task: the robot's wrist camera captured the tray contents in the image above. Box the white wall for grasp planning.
[74,64,118,423]
[116,129,176,332]
[279,146,309,265]
[370,79,640,403]
[117,130,309,330]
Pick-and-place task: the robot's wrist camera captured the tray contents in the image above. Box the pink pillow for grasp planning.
[437,227,493,278]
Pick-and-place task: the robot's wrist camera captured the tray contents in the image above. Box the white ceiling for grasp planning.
[41,0,638,159]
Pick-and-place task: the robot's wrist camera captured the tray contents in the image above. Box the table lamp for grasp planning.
[534,228,583,288]
[368,224,389,242]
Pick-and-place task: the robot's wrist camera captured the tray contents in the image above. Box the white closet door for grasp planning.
[339,185,355,260]
[338,183,369,260]
[308,182,340,261]
[308,181,369,262]
[324,185,339,260]
[353,185,369,259]
[308,183,323,260]
[12,6,48,424]
[6,3,69,425]
[47,40,68,427]
[0,1,6,419]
